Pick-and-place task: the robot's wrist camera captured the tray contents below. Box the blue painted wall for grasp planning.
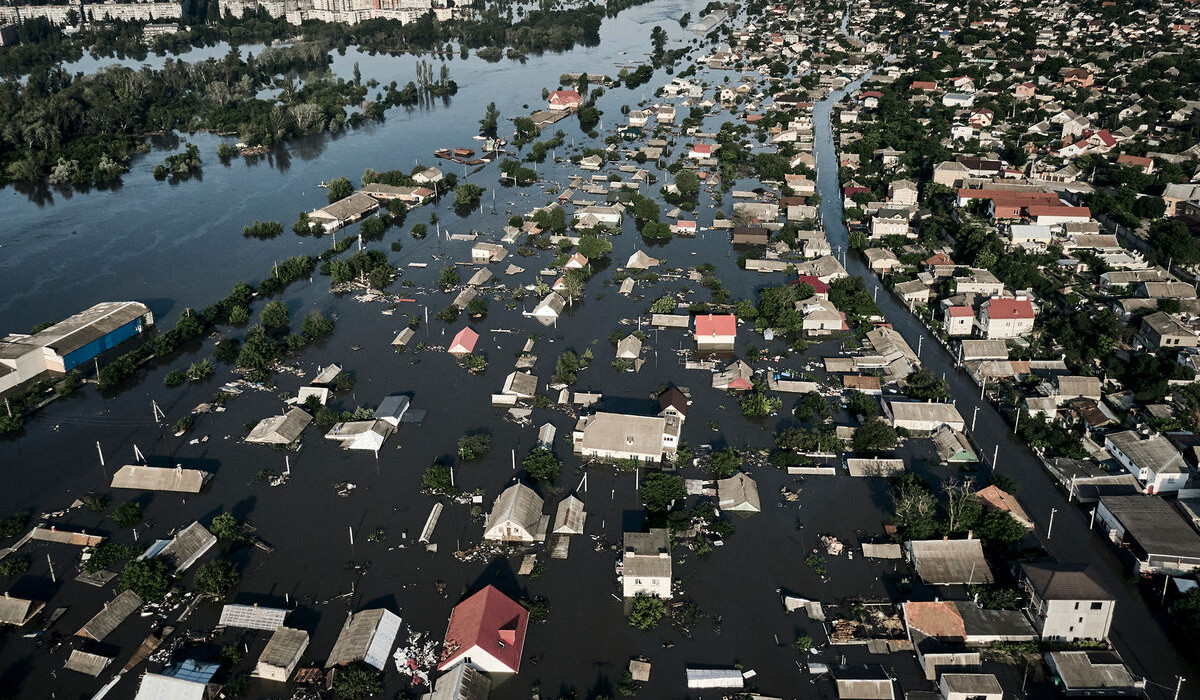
[62,318,144,371]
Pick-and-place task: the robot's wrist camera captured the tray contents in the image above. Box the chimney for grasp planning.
[967,530,975,540]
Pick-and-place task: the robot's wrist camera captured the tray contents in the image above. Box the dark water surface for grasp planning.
[0,3,1193,699]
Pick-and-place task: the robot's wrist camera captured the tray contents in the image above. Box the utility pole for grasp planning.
[971,405,979,432]
[1047,507,1058,539]
[1014,408,1021,433]
[1174,676,1185,700]
[1089,507,1097,530]
[992,444,999,469]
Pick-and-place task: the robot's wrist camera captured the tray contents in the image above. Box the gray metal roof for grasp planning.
[26,301,150,357]
[553,496,586,535]
[1105,430,1185,474]
[717,473,761,512]
[940,673,1003,694]
[484,483,545,537]
[0,595,42,625]
[77,590,142,641]
[429,661,492,700]
[1020,562,1110,601]
[326,608,398,668]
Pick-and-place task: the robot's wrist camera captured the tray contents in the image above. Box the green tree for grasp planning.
[164,369,186,387]
[118,558,171,601]
[674,169,700,199]
[708,448,740,477]
[523,447,562,482]
[651,295,676,314]
[740,389,782,418]
[578,233,612,259]
[1173,588,1200,638]
[457,433,492,461]
[641,472,685,512]
[479,101,500,138]
[853,417,897,453]
[326,176,353,203]
[302,310,335,339]
[0,557,29,578]
[975,511,1027,547]
[903,368,951,401]
[454,183,484,209]
[210,512,241,541]
[846,390,879,418]
[186,359,214,382]
[438,266,461,288]
[260,301,289,330]
[332,662,383,699]
[194,559,239,599]
[1148,219,1199,267]
[112,501,143,527]
[423,462,454,492]
[629,593,665,629]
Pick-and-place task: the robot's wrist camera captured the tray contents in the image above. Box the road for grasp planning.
[810,67,1197,700]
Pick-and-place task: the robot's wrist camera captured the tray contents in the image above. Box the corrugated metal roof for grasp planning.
[64,649,113,676]
[111,465,211,493]
[26,302,149,357]
[907,539,993,585]
[158,522,216,573]
[219,604,290,631]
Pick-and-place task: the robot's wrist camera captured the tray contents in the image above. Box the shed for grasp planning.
[835,665,895,700]
[531,292,566,326]
[326,608,402,670]
[553,495,587,534]
[219,604,290,631]
[907,539,993,585]
[245,408,313,445]
[686,668,745,689]
[652,314,690,329]
[133,659,220,700]
[253,627,310,682]
[884,401,965,433]
[717,473,761,512]
[629,659,651,682]
[931,426,977,462]
[1045,650,1143,697]
[467,267,495,287]
[297,386,331,405]
[77,590,143,641]
[975,486,1033,528]
[0,594,44,626]
[64,649,113,677]
[537,423,556,448]
[452,287,479,311]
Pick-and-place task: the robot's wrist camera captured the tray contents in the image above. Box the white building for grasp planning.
[622,529,672,599]
[573,412,680,463]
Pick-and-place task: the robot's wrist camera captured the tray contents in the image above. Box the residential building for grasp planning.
[1140,311,1198,349]
[884,401,966,433]
[133,660,221,700]
[977,298,1035,339]
[694,314,737,351]
[835,665,895,700]
[622,529,672,599]
[573,412,680,463]
[483,483,548,543]
[1095,495,1200,575]
[252,627,309,683]
[438,585,529,674]
[939,674,1002,700]
[1019,562,1115,642]
[309,192,379,231]
[326,608,402,670]
[428,662,492,700]
[1104,430,1188,494]
[906,538,993,585]
[716,472,761,512]
[548,90,583,110]
[944,306,974,336]
[448,327,479,357]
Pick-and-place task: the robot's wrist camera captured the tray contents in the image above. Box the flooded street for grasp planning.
[0,2,1193,699]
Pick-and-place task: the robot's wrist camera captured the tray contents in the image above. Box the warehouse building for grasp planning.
[0,301,153,393]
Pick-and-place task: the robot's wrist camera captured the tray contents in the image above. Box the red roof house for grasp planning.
[548,90,583,110]
[448,327,479,357]
[438,585,529,674]
[791,274,830,297]
[689,143,714,159]
[910,80,938,91]
[694,314,736,350]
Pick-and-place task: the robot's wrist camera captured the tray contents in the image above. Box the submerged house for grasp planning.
[621,528,672,599]
[141,521,216,573]
[483,483,548,543]
[111,465,212,494]
[245,408,313,445]
[326,608,402,670]
[438,585,529,674]
[325,420,395,451]
[716,472,761,512]
[252,627,310,683]
[573,412,681,463]
[133,659,221,700]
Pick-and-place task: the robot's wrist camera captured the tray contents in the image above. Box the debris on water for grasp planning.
[334,482,357,497]
[393,629,439,687]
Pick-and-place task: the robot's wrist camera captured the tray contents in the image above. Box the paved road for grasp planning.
[810,73,1196,700]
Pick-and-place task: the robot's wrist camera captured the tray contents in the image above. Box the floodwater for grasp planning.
[0,2,1194,699]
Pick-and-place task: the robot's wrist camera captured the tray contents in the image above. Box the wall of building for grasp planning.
[0,2,181,24]
[1036,599,1114,642]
